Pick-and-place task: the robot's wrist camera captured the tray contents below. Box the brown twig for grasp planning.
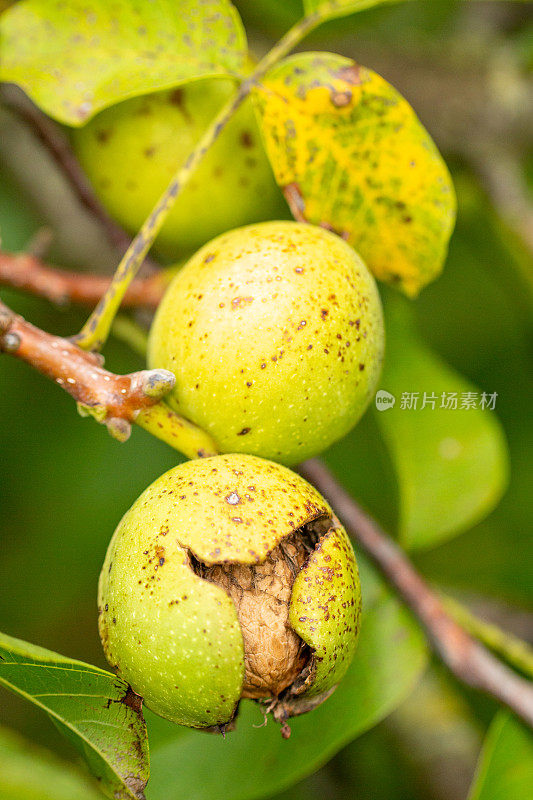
[1,88,158,270]
[0,297,174,442]
[0,251,166,308]
[0,296,217,457]
[299,459,533,729]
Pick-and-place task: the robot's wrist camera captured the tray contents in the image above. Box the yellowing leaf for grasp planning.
[253,52,456,296]
[0,0,246,125]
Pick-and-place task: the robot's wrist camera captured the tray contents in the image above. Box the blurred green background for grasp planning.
[1,1,532,799]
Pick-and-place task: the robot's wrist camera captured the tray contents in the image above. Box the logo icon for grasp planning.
[375,390,396,411]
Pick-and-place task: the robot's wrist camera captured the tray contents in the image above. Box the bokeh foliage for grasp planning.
[0,0,532,798]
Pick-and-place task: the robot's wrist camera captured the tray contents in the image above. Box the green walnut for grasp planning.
[98,454,361,730]
[71,77,286,260]
[147,220,384,464]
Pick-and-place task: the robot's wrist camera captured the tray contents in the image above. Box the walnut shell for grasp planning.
[202,533,310,699]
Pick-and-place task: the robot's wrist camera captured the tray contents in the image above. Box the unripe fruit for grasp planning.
[98,454,361,730]
[148,221,384,464]
[71,78,286,260]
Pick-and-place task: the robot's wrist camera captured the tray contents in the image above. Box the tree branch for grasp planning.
[0,250,166,308]
[299,458,533,729]
[0,297,217,458]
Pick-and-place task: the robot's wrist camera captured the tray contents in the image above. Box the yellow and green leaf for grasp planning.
[0,0,246,126]
[253,51,456,296]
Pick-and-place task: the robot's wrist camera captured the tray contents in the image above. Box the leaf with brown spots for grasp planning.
[0,0,246,125]
[0,631,149,800]
[252,52,456,296]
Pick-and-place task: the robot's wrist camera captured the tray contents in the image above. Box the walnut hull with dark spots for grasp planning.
[98,454,362,729]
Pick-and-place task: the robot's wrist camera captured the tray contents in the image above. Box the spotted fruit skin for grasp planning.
[98,454,361,728]
[71,77,286,260]
[148,221,384,464]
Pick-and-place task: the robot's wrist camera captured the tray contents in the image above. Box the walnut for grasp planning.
[203,534,310,698]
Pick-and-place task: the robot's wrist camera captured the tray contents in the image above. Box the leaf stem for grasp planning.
[441,594,533,680]
[136,402,217,458]
[73,11,322,352]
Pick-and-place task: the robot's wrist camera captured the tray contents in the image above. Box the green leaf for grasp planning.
[147,558,427,800]
[302,0,532,22]
[0,631,149,800]
[414,173,533,604]
[468,713,533,800]
[303,0,402,21]
[0,724,104,800]
[253,52,455,296]
[374,294,509,550]
[0,0,246,126]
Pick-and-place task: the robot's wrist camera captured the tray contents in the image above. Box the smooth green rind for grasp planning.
[72,80,285,260]
[468,712,533,800]
[0,631,148,800]
[375,295,509,551]
[0,0,246,125]
[148,221,384,465]
[253,52,456,296]
[291,526,361,697]
[99,510,244,728]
